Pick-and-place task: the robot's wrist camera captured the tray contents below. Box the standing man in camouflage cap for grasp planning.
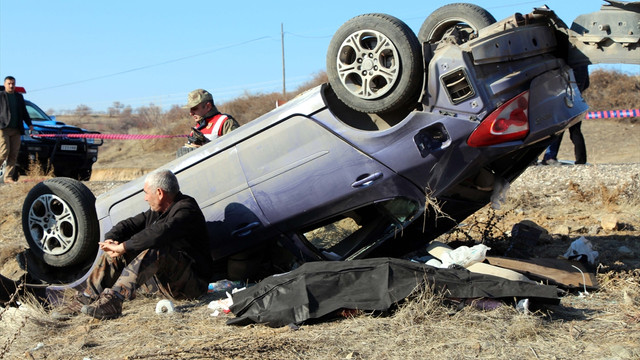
[182,89,239,147]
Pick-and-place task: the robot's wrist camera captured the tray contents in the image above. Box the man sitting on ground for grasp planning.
[53,169,214,320]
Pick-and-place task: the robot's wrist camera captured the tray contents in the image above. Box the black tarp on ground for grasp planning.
[228,257,559,327]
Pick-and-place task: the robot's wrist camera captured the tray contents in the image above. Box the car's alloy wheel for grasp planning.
[418,3,496,44]
[22,178,99,267]
[327,13,423,114]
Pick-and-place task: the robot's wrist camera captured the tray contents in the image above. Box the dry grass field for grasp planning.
[0,71,638,359]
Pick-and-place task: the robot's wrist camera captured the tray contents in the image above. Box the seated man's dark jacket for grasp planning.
[104,192,213,279]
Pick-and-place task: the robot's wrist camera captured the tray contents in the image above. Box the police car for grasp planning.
[0,86,103,181]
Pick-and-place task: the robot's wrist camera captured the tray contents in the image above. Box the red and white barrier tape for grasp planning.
[32,133,188,140]
[30,109,639,140]
[585,109,639,119]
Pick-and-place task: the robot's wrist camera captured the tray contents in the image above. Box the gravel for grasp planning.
[510,163,640,199]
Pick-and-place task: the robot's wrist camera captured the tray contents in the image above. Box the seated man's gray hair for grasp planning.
[145,169,180,194]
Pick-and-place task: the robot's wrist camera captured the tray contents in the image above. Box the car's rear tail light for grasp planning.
[467,91,529,147]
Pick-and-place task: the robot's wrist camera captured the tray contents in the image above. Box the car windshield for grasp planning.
[26,103,51,121]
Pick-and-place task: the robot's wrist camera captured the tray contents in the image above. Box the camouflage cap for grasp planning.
[182,89,213,109]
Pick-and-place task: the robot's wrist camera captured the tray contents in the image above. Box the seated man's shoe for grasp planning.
[81,288,123,319]
[51,293,95,320]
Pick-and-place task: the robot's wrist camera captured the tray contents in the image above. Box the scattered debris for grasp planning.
[426,241,533,282]
[563,236,599,265]
[208,280,245,295]
[439,244,490,268]
[516,298,530,314]
[485,256,598,290]
[505,220,548,258]
[208,292,234,316]
[155,299,175,315]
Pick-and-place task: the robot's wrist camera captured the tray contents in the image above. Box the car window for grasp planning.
[301,198,420,260]
[26,103,49,121]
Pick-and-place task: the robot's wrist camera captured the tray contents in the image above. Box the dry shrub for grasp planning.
[24,156,53,180]
[222,92,286,125]
[619,173,640,205]
[567,180,637,209]
[596,270,640,307]
[0,290,51,359]
[299,71,328,90]
[394,283,450,326]
[503,314,545,342]
[137,105,190,154]
[222,71,328,125]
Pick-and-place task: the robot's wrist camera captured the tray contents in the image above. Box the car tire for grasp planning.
[176,146,196,158]
[22,178,99,268]
[327,13,423,114]
[418,3,496,44]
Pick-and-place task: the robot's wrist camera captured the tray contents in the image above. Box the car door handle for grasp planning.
[351,172,383,188]
[231,222,261,237]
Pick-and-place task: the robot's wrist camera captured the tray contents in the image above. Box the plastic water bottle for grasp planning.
[207,280,242,294]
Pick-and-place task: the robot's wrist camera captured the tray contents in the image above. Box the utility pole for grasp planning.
[281,23,286,96]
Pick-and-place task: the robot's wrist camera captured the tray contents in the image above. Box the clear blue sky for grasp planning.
[1,0,638,114]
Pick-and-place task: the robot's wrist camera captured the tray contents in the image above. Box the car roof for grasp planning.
[0,85,27,93]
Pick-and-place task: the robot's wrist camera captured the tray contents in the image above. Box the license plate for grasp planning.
[60,145,77,151]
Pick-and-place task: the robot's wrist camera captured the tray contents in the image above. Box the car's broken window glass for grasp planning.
[381,198,420,223]
[301,198,420,260]
[304,217,362,252]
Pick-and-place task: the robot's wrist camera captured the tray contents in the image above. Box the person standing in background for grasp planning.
[541,66,589,165]
[182,89,239,147]
[0,76,34,183]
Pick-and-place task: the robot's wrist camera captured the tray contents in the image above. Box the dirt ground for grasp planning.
[0,119,638,359]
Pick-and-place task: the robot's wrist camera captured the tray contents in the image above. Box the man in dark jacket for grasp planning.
[53,169,214,320]
[0,76,33,183]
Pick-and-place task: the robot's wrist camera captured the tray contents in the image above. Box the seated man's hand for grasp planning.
[100,240,126,258]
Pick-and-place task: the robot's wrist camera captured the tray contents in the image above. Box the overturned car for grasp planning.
[19,3,640,297]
